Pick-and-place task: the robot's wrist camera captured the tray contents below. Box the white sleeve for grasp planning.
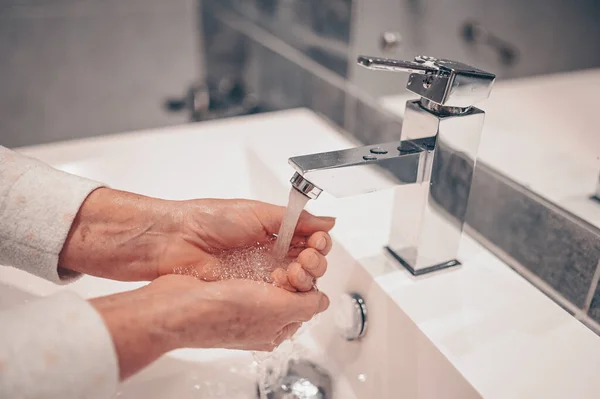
[0,145,104,284]
[0,291,119,399]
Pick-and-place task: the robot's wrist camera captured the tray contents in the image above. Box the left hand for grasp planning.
[90,274,330,380]
[59,188,334,291]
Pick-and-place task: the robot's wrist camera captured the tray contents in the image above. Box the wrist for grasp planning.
[90,288,174,380]
[59,188,180,281]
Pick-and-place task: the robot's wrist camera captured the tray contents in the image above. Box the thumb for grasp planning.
[287,290,330,322]
[250,201,335,235]
[295,211,336,235]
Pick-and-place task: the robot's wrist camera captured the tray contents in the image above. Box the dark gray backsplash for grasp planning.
[590,281,600,325]
[467,165,600,310]
[202,1,600,333]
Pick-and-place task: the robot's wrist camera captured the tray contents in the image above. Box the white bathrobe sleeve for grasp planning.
[0,146,119,398]
[0,145,102,283]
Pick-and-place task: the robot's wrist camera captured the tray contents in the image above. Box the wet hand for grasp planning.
[270,233,331,292]
[157,198,334,289]
[59,190,334,286]
[90,275,330,380]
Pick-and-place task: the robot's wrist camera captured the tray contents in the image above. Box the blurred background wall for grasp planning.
[207,0,600,97]
[0,0,199,148]
[1,0,599,147]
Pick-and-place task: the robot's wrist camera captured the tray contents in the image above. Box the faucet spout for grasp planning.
[289,139,433,198]
[288,54,495,275]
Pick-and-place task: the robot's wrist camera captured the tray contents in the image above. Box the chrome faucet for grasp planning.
[288,55,495,275]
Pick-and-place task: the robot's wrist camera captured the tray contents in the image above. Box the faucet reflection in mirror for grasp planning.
[289,55,496,276]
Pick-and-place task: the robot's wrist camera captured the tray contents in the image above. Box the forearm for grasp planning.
[89,288,174,380]
[59,188,179,281]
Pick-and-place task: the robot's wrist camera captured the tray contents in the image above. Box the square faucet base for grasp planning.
[385,247,461,276]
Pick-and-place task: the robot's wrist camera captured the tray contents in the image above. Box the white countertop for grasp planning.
[10,108,600,398]
[381,68,600,229]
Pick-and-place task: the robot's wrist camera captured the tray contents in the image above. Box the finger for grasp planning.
[283,236,308,258]
[270,268,297,292]
[286,290,330,322]
[275,322,303,345]
[295,211,336,235]
[290,235,309,248]
[272,323,302,348]
[307,231,333,255]
[297,248,327,278]
[287,262,314,292]
[286,237,309,258]
[253,343,277,352]
[286,322,303,338]
[251,202,335,236]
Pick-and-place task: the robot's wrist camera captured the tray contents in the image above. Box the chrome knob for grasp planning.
[335,293,367,341]
[265,359,330,399]
[380,31,402,52]
[281,378,323,399]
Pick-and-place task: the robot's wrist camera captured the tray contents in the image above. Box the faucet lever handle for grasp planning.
[358,54,495,108]
[357,55,441,75]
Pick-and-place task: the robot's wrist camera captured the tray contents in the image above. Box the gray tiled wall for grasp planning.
[202,1,600,333]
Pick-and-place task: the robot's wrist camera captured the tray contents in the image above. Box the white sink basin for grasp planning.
[3,108,600,398]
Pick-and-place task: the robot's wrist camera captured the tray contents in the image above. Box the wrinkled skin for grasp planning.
[60,189,335,292]
[59,188,336,381]
[91,275,330,380]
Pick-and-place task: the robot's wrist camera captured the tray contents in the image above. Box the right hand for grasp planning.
[90,275,329,380]
[61,191,334,292]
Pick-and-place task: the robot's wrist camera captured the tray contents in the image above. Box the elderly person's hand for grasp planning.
[90,274,330,380]
[59,188,334,291]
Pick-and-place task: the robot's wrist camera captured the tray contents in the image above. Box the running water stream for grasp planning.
[173,187,313,398]
[257,187,312,399]
[272,188,311,261]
